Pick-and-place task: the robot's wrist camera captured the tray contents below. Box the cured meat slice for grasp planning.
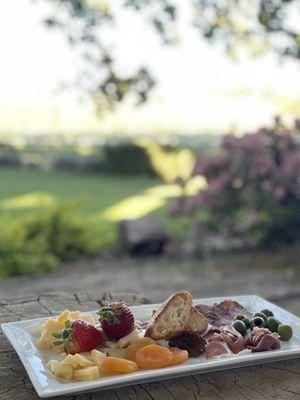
[195,300,251,328]
[205,340,232,359]
[245,328,280,352]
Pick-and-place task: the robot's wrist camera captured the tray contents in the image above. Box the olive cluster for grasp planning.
[231,308,293,341]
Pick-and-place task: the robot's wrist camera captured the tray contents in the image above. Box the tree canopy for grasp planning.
[42,0,300,110]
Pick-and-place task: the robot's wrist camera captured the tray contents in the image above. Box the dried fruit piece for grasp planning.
[169,347,188,365]
[124,337,155,361]
[135,344,173,369]
[102,357,138,374]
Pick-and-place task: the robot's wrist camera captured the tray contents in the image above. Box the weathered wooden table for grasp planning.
[1,292,300,400]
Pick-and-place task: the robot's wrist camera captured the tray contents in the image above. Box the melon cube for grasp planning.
[73,366,100,381]
[61,353,93,368]
[57,310,71,324]
[91,349,106,370]
[50,360,73,380]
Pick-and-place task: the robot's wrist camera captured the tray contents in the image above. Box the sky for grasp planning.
[0,0,300,136]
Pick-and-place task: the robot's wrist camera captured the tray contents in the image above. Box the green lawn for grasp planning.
[0,167,191,248]
[0,167,162,214]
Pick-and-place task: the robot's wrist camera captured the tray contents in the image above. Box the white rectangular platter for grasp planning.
[2,295,300,398]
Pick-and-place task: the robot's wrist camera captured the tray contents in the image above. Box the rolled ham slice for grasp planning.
[245,328,280,352]
[205,326,245,358]
[205,340,232,359]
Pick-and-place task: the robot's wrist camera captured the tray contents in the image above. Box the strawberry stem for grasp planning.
[98,305,121,325]
[52,320,73,353]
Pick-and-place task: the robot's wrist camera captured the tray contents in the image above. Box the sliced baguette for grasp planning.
[184,306,208,334]
[144,291,193,340]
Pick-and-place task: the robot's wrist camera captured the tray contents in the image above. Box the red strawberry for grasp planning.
[98,302,135,340]
[53,319,103,354]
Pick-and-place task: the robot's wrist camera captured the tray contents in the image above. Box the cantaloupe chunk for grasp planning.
[73,366,100,381]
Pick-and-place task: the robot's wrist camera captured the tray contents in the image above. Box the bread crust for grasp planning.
[144,291,193,340]
[185,306,208,334]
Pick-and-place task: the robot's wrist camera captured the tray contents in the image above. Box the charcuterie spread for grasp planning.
[37,291,294,383]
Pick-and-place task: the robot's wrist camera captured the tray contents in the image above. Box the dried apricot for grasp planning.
[169,347,188,365]
[102,357,138,374]
[124,337,155,361]
[135,344,173,369]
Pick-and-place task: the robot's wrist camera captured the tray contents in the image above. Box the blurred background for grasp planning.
[0,0,300,310]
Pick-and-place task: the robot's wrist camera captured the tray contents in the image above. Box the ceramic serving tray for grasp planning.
[2,295,300,398]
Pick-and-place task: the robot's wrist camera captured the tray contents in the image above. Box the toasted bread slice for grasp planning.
[184,306,208,334]
[144,291,193,340]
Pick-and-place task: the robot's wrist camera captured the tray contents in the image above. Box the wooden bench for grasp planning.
[1,292,300,399]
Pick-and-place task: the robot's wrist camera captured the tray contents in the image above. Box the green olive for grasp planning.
[253,312,267,322]
[266,317,280,332]
[232,320,247,336]
[235,315,250,328]
[277,324,293,341]
[260,309,274,317]
[251,316,265,329]
[241,316,251,328]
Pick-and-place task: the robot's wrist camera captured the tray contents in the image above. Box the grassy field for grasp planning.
[0,167,162,214]
[0,167,191,249]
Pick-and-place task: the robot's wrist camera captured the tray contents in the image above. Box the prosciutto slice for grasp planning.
[205,326,245,356]
[205,340,232,359]
[245,328,280,352]
[196,300,251,328]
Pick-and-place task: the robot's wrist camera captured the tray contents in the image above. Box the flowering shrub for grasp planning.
[170,119,300,250]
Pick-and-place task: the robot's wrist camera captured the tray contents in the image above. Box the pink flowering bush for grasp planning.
[170,119,300,250]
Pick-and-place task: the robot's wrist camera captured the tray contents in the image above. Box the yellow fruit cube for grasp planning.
[91,349,106,370]
[61,353,93,368]
[38,331,60,350]
[37,337,51,350]
[49,360,73,380]
[79,313,95,325]
[70,310,80,319]
[73,366,100,381]
[41,319,64,335]
[47,360,54,370]
[57,310,71,324]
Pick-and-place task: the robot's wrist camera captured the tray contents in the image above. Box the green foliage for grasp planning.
[41,0,300,110]
[0,143,21,166]
[0,217,58,278]
[193,0,300,60]
[102,141,156,176]
[22,205,100,260]
[0,205,101,278]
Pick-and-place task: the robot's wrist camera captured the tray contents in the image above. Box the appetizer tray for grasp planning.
[2,295,300,398]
